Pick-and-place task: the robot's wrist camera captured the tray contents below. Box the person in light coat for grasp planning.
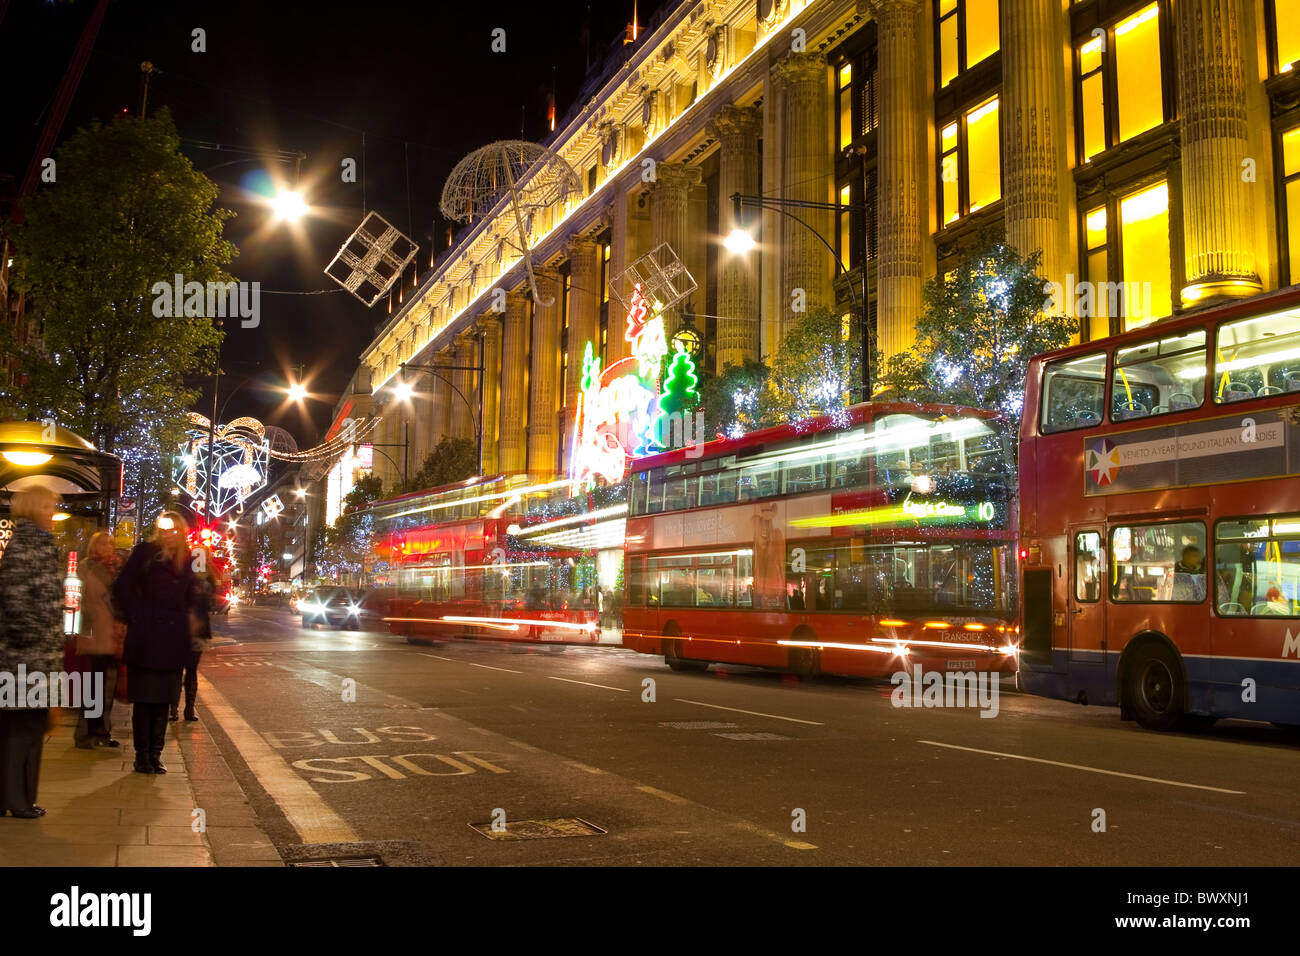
[74,532,124,749]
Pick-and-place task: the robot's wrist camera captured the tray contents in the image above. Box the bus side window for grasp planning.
[1041,352,1106,433]
[1215,311,1300,401]
[1110,522,1206,603]
[1111,329,1205,420]
[1074,532,1102,602]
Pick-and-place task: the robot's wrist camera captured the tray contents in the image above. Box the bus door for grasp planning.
[1068,529,1107,668]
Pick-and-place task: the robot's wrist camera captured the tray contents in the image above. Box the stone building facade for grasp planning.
[340,0,1300,493]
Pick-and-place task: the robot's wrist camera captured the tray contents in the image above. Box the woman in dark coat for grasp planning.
[0,484,64,818]
[113,511,199,774]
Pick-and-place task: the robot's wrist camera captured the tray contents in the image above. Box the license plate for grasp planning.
[945,659,978,670]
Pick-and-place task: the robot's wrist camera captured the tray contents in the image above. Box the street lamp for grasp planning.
[270,189,308,223]
[727,191,873,398]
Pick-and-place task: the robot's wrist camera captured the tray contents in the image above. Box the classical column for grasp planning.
[499,291,528,474]
[607,186,631,365]
[527,270,561,477]
[650,162,703,334]
[477,315,501,476]
[450,331,477,442]
[771,52,833,340]
[1001,0,1068,295]
[871,0,927,360]
[1176,0,1262,304]
[430,347,452,448]
[565,237,601,413]
[709,103,763,368]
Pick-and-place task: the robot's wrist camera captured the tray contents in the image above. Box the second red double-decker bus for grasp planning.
[1018,287,1300,729]
[621,402,1021,677]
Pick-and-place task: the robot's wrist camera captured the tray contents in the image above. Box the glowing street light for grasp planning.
[1,450,53,466]
[270,188,308,222]
[393,381,415,402]
[287,382,308,403]
[294,487,307,499]
[723,227,756,255]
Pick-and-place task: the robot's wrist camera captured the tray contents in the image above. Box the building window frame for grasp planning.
[935,93,1002,230]
[1274,115,1300,287]
[934,0,1001,90]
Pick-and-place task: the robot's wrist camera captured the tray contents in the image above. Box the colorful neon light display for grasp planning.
[568,283,700,495]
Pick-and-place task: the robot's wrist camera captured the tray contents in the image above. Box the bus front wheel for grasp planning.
[1125,643,1184,731]
[788,643,821,681]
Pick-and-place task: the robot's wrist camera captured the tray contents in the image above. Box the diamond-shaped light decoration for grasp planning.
[324,211,419,307]
[608,242,697,317]
[261,494,285,521]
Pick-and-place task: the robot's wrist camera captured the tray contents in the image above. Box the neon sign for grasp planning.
[569,282,700,495]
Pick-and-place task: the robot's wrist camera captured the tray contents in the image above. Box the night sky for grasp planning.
[1,0,667,446]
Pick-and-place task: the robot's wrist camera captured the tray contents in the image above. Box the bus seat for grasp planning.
[1285,372,1300,393]
[1075,409,1101,426]
[1222,382,1254,402]
[1151,405,1169,414]
[1251,602,1285,615]
[1217,602,1246,615]
[1169,392,1197,411]
[1114,401,1149,421]
[1257,385,1283,397]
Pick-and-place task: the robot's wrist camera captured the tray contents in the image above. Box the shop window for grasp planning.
[937,0,1000,88]
[1074,3,1166,163]
[937,96,1001,228]
[1281,126,1300,284]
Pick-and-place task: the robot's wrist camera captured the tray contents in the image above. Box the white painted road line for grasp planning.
[418,653,523,674]
[674,698,825,726]
[918,740,1246,795]
[197,674,359,844]
[548,676,631,693]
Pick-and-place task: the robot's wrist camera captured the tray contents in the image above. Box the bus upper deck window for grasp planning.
[1215,308,1300,402]
[1111,328,1205,420]
[1041,352,1106,433]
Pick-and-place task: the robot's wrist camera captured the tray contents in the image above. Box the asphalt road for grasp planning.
[194,605,1300,866]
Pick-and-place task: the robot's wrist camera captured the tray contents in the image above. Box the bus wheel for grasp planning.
[1125,644,1184,731]
[788,644,821,681]
[663,628,706,672]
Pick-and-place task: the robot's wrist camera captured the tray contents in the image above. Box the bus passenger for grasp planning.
[1171,546,1207,602]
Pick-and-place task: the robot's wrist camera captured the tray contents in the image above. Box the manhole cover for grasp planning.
[287,856,383,867]
[469,817,607,841]
[658,721,739,730]
[712,732,791,740]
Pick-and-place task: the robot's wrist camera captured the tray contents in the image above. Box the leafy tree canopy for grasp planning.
[408,437,477,493]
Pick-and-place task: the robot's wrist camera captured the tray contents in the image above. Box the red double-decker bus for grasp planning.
[369,475,601,645]
[621,402,1021,677]
[1018,287,1300,729]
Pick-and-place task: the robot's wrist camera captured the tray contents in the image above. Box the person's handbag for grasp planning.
[63,636,91,674]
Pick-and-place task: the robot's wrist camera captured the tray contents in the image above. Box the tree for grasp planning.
[763,306,862,424]
[1,108,232,471]
[313,474,385,586]
[697,357,770,439]
[408,436,478,492]
[878,240,1075,420]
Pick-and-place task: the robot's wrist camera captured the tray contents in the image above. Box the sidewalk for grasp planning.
[0,694,281,867]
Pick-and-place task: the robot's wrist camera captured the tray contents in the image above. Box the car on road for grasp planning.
[299,587,357,628]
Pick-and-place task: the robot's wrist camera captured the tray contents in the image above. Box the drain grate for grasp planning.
[288,856,383,867]
[658,720,739,730]
[712,732,791,740]
[469,817,607,841]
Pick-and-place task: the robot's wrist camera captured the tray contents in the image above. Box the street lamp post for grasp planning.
[726,192,874,400]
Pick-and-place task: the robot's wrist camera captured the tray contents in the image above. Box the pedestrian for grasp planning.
[0,484,64,818]
[171,545,214,722]
[74,531,124,749]
[113,512,199,774]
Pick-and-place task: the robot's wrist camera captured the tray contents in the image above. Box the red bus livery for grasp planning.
[1019,287,1300,729]
[621,401,1021,678]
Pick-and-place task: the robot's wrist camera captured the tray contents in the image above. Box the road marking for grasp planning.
[548,676,631,693]
[197,675,359,844]
[730,819,818,851]
[418,653,523,674]
[674,699,824,726]
[565,760,605,775]
[917,740,1246,795]
[637,785,691,805]
[506,739,542,753]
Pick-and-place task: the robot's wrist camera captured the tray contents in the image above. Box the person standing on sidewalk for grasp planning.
[171,545,214,722]
[113,512,198,774]
[0,485,64,818]
[74,532,124,749]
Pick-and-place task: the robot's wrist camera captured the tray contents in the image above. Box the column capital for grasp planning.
[475,314,502,337]
[707,102,762,141]
[565,236,599,263]
[651,161,703,193]
[770,51,827,91]
[866,0,923,18]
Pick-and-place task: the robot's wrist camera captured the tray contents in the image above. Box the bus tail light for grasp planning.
[1019,545,1041,564]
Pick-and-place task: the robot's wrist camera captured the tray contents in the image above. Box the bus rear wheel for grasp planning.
[663,628,707,672]
[1125,643,1184,731]
[788,643,821,681]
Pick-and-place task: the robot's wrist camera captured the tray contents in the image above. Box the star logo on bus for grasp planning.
[1087,439,1121,487]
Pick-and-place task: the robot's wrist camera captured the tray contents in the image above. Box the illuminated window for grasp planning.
[936,0,1000,88]
[1119,181,1172,330]
[838,184,853,269]
[1083,206,1109,342]
[838,62,853,150]
[1073,3,1166,163]
[1281,126,1300,284]
[1271,0,1300,74]
[936,96,1001,227]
